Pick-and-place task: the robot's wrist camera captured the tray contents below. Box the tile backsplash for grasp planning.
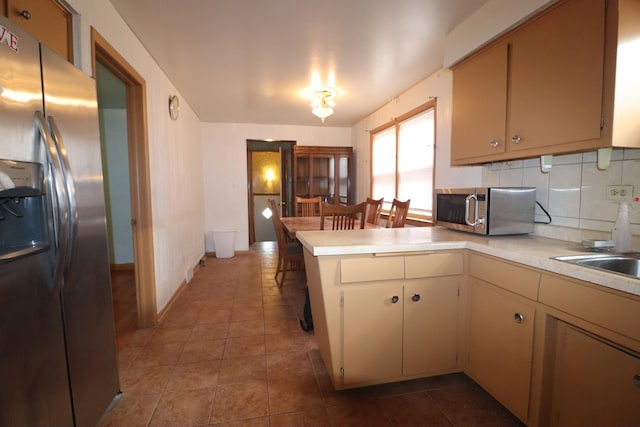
[482,148,640,245]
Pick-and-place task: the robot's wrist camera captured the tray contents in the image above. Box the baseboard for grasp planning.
[111,263,134,271]
[157,279,187,324]
[156,256,207,323]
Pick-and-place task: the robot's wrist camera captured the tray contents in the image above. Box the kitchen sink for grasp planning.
[553,253,640,279]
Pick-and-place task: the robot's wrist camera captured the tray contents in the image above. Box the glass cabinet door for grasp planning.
[337,154,351,205]
[295,154,310,198]
[312,155,334,203]
[293,146,353,210]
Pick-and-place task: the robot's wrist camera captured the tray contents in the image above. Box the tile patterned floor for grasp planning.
[99,242,524,427]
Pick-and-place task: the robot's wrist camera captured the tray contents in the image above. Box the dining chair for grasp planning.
[386,198,411,228]
[365,197,384,225]
[295,196,322,217]
[320,202,367,230]
[268,199,305,287]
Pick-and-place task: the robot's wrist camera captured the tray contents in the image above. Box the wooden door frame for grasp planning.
[91,28,157,328]
[246,140,295,244]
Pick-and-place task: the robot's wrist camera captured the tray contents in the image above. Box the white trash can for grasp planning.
[212,230,236,258]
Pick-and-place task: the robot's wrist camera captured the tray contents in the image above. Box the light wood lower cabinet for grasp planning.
[305,246,640,425]
[467,279,535,421]
[549,322,640,426]
[403,277,459,376]
[342,276,460,385]
[343,281,404,384]
[305,250,463,389]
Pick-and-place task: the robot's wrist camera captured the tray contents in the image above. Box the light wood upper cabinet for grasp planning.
[451,0,609,165]
[507,0,605,154]
[4,0,72,62]
[451,42,508,161]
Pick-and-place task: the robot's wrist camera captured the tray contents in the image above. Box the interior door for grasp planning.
[247,140,295,243]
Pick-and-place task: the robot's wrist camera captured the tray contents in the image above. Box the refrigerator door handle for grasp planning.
[34,111,70,294]
[47,115,78,281]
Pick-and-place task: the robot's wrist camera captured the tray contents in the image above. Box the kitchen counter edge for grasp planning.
[295,227,640,297]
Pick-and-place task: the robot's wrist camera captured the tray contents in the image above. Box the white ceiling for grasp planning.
[107,0,489,127]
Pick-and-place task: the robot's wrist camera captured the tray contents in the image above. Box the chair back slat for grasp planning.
[365,197,384,225]
[320,202,367,230]
[295,196,322,217]
[386,198,410,228]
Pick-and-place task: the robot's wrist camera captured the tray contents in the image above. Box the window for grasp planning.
[370,101,435,222]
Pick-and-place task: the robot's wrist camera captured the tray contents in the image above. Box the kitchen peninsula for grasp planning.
[296,227,640,426]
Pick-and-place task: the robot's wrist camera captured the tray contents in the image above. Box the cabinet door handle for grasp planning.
[19,10,32,19]
[514,313,524,323]
[411,293,421,302]
[511,134,522,144]
[633,374,640,390]
[391,295,399,304]
[490,140,500,148]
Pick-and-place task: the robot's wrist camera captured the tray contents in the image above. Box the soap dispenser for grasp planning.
[611,201,631,253]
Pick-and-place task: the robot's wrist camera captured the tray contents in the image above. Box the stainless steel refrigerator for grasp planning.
[0,16,120,427]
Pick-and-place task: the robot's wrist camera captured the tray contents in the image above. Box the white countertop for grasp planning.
[296,227,640,297]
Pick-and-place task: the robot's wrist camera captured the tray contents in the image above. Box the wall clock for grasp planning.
[169,95,180,120]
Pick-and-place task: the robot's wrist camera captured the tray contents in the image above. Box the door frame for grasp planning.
[246,140,295,244]
[91,28,157,328]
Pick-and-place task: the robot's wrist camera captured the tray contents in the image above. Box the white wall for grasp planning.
[68,0,205,311]
[351,70,483,203]
[443,0,557,67]
[353,0,639,249]
[201,123,351,251]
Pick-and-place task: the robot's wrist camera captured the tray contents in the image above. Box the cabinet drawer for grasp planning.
[539,274,640,343]
[469,253,540,300]
[340,256,404,283]
[405,252,464,279]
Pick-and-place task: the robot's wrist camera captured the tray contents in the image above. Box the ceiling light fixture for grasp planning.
[308,87,337,123]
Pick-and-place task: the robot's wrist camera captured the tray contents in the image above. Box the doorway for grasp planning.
[91,28,157,331]
[247,140,295,244]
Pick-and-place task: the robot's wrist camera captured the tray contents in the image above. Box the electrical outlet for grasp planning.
[606,185,633,201]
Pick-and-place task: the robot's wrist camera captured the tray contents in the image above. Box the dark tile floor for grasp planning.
[99,242,524,426]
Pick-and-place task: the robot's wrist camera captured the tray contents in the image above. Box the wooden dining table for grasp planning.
[280,216,380,240]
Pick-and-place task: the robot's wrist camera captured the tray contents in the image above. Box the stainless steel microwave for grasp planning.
[435,187,536,235]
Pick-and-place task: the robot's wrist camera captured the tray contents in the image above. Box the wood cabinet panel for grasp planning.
[343,281,404,385]
[550,322,640,426]
[405,251,464,279]
[451,42,508,161]
[469,253,540,300]
[467,278,535,421]
[451,0,609,165]
[508,0,605,152]
[6,0,72,61]
[539,273,640,343]
[340,255,404,283]
[330,252,461,388]
[403,277,459,375]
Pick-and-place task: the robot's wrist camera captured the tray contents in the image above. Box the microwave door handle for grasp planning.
[465,194,479,226]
